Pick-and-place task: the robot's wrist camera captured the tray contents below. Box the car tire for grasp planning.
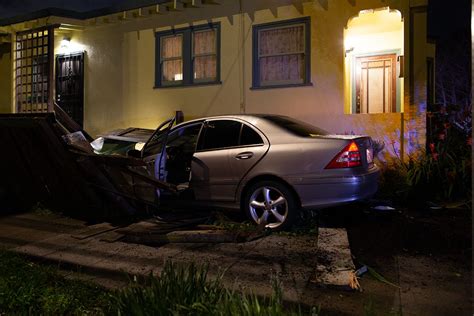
[243,180,298,231]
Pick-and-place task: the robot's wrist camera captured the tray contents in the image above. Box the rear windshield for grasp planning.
[261,115,328,137]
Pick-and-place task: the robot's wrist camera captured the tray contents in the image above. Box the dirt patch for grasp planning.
[317,204,472,315]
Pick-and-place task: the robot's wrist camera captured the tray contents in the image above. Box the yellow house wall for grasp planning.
[51,0,432,161]
[0,43,12,113]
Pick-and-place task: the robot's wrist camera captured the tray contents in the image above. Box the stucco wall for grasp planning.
[56,0,431,160]
[0,43,11,113]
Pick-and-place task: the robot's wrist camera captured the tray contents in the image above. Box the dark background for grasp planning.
[428,0,471,109]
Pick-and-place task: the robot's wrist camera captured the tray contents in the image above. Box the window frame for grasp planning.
[196,119,266,152]
[251,17,312,90]
[155,23,221,88]
[159,33,184,86]
[165,122,204,154]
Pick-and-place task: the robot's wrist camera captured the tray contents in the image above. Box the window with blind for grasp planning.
[155,23,220,87]
[252,17,311,89]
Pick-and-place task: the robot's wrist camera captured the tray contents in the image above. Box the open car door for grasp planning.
[141,118,176,184]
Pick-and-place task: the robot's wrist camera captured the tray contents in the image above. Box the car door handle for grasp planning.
[235,152,253,160]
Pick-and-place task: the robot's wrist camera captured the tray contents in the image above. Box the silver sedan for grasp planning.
[133,114,380,230]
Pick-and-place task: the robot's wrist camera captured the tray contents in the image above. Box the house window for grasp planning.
[161,35,183,83]
[155,23,220,88]
[193,29,217,82]
[252,17,311,89]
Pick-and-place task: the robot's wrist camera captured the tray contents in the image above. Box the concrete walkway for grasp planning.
[4,211,468,315]
[0,211,355,304]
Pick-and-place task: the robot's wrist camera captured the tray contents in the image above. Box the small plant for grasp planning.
[114,261,306,315]
[0,251,113,314]
[277,211,319,236]
[377,117,471,204]
[0,251,312,315]
[405,141,471,202]
[211,211,261,232]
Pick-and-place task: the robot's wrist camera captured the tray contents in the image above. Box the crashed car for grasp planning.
[92,115,380,229]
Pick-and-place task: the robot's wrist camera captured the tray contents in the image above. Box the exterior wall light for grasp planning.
[60,37,71,51]
[58,36,84,55]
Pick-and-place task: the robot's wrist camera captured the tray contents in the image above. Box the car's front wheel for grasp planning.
[243,180,298,230]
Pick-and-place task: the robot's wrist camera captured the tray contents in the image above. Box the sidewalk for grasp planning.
[2,210,468,315]
[0,211,355,305]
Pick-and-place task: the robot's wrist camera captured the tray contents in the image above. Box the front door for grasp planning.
[355,53,397,113]
[55,52,84,126]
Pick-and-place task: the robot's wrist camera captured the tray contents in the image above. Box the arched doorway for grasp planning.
[344,8,404,114]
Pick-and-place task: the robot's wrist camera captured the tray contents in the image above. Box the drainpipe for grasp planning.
[400,112,404,163]
[239,0,246,114]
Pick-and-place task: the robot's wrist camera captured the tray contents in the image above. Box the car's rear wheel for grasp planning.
[243,180,298,230]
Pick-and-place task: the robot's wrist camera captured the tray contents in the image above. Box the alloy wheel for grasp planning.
[248,186,288,229]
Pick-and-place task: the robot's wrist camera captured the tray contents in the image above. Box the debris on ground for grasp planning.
[372,205,396,211]
[349,270,361,291]
[426,201,443,210]
[355,265,368,277]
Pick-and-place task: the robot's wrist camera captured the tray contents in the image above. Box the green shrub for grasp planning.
[377,133,471,203]
[405,147,471,201]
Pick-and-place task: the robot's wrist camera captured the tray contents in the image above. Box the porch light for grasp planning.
[58,36,85,55]
[60,37,71,50]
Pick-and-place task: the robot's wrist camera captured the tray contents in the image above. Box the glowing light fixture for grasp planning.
[60,37,71,50]
[58,36,85,55]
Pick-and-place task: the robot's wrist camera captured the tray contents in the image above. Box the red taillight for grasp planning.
[325,141,362,169]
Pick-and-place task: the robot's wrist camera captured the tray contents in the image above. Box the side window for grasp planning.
[142,119,174,157]
[166,123,202,153]
[240,124,263,146]
[198,120,241,150]
[142,132,166,157]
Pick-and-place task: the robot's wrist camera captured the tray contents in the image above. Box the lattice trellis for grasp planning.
[14,25,56,113]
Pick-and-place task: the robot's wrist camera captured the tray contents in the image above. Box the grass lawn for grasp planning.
[0,250,309,315]
[0,251,113,314]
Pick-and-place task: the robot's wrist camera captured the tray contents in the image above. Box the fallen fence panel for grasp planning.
[0,112,171,220]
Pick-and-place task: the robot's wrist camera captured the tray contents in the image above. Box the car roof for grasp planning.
[174,114,285,127]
